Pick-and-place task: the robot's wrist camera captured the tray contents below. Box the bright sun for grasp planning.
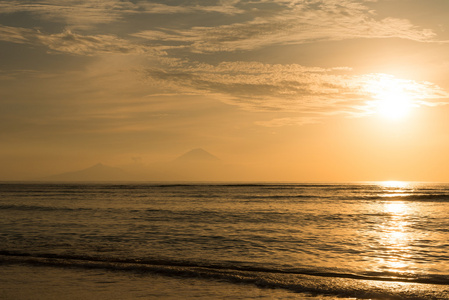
[364,75,416,120]
[376,90,412,120]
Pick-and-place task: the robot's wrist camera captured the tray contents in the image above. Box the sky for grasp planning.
[1,0,449,182]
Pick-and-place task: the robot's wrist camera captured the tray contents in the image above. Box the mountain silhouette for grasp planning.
[42,163,135,182]
[174,148,220,163]
[42,149,222,182]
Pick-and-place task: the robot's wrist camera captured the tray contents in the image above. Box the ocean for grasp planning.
[1,182,449,299]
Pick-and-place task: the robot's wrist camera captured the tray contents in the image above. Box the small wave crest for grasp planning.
[1,250,448,299]
[0,250,449,295]
[341,193,449,202]
[0,204,93,212]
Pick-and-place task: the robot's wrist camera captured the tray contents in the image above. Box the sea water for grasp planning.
[1,182,449,299]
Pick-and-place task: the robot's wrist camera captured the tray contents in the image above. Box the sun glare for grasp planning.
[364,75,417,120]
[376,91,412,120]
[381,181,409,189]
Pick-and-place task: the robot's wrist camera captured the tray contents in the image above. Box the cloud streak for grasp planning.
[0,25,35,44]
[1,0,448,129]
[0,0,439,53]
[0,25,161,56]
[132,0,437,53]
[38,30,159,56]
[144,60,449,121]
[0,0,134,29]
[0,0,243,30]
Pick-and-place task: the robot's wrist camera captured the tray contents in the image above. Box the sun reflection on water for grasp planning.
[378,200,415,274]
[378,181,415,199]
[385,202,408,215]
[381,181,409,189]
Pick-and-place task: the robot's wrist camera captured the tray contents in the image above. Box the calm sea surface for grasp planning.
[1,182,449,299]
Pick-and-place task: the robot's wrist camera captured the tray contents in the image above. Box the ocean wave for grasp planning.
[359,193,449,202]
[0,204,94,212]
[239,194,324,200]
[1,251,448,299]
[1,250,448,286]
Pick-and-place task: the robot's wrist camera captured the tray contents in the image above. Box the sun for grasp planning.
[376,90,412,120]
[364,74,416,120]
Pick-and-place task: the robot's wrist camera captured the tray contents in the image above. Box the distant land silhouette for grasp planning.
[174,148,220,163]
[41,149,229,182]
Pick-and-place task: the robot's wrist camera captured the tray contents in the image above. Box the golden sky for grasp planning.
[1,0,449,182]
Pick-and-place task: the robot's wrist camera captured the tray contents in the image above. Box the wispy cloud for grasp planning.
[357,73,449,110]
[38,30,160,56]
[0,0,243,30]
[144,60,449,121]
[1,0,438,51]
[1,0,447,129]
[133,0,436,53]
[137,1,244,15]
[0,25,35,44]
[0,0,136,29]
[0,25,162,56]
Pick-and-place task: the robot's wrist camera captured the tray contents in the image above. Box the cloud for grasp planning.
[0,0,136,29]
[1,0,447,129]
[132,0,437,53]
[2,0,437,52]
[356,73,449,110]
[137,1,243,15]
[1,0,440,55]
[144,60,449,121]
[0,0,243,30]
[0,25,35,44]
[0,25,162,56]
[38,30,160,56]
[145,60,356,112]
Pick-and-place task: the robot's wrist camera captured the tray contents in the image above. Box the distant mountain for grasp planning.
[42,163,135,182]
[174,148,220,163]
[42,149,222,182]
[154,148,223,181]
